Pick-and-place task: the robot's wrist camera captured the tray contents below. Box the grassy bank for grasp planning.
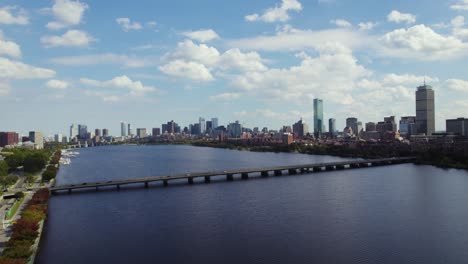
[6,197,25,221]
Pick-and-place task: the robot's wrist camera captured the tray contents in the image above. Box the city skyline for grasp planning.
[2,0,468,135]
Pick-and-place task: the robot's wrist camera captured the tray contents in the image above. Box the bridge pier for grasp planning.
[261,171,269,177]
[288,169,297,175]
[163,180,168,187]
[188,177,194,184]
[274,170,282,176]
[227,174,234,181]
[300,168,307,173]
[350,163,360,168]
[313,166,322,172]
[241,173,249,180]
[144,182,149,188]
[336,165,345,170]
[359,163,369,167]
[116,184,120,190]
[68,189,71,194]
[325,165,335,171]
[204,176,211,183]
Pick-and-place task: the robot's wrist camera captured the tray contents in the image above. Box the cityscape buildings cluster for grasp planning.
[0,84,467,149]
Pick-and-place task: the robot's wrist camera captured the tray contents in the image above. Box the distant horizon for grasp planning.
[1,0,468,135]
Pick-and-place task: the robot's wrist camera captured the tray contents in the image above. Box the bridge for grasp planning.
[50,157,416,194]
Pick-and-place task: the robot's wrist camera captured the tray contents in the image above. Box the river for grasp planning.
[37,145,468,264]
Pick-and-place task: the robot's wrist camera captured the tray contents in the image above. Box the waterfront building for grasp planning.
[70,124,78,139]
[121,122,128,137]
[152,128,160,137]
[136,128,147,138]
[211,118,219,130]
[78,124,88,139]
[400,116,417,138]
[95,129,102,137]
[446,118,468,136]
[54,134,62,143]
[313,98,324,136]
[0,132,19,147]
[329,118,336,135]
[416,83,435,135]
[227,121,242,138]
[366,122,376,132]
[29,131,44,149]
[282,133,294,145]
[377,116,397,133]
[103,129,109,137]
[164,120,177,134]
[292,119,309,138]
[206,121,213,134]
[346,118,358,136]
[128,123,132,136]
[62,136,68,144]
[199,117,206,135]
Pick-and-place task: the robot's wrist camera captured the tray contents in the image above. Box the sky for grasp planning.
[1,0,468,136]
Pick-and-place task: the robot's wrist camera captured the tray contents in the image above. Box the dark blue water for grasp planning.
[37,145,468,264]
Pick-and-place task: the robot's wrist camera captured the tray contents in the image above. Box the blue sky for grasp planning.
[1,0,468,136]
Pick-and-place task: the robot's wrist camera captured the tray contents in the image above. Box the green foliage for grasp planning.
[41,170,55,182]
[0,161,8,177]
[0,176,18,190]
[23,152,48,173]
[14,192,24,199]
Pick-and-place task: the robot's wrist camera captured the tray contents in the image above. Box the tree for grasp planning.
[23,153,47,173]
[0,161,8,177]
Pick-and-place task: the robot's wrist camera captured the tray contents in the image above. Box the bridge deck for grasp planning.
[49,157,415,193]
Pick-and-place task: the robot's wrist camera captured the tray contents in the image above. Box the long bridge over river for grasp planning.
[50,157,416,194]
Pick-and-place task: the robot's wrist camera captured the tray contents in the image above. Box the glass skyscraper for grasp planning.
[415,84,435,135]
[313,98,324,136]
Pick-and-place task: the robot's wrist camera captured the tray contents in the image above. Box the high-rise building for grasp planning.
[103,129,109,137]
[227,121,242,138]
[211,118,219,130]
[376,116,397,133]
[78,124,87,139]
[206,121,213,132]
[95,129,102,137]
[313,98,324,136]
[365,122,376,132]
[29,131,44,149]
[293,119,309,138]
[416,84,435,135]
[446,118,468,136]
[128,123,132,136]
[199,117,206,134]
[54,134,62,143]
[346,117,358,135]
[0,132,19,147]
[136,128,147,138]
[400,116,417,137]
[70,124,78,139]
[152,128,161,136]
[121,122,128,137]
[328,118,336,135]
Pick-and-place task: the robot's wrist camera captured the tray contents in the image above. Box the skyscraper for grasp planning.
[328,118,336,135]
[29,131,44,149]
[78,124,87,139]
[211,118,219,130]
[95,129,102,137]
[121,122,128,137]
[199,117,206,134]
[128,123,132,136]
[416,83,435,135]
[103,129,109,137]
[70,124,78,139]
[346,117,358,135]
[313,99,324,136]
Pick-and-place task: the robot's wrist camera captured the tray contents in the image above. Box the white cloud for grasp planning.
[0,33,21,58]
[245,0,302,23]
[445,79,468,92]
[331,19,351,28]
[219,48,267,72]
[228,26,370,52]
[46,0,88,30]
[46,79,69,89]
[382,74,439,86]
[0,57,55,79]
[380,24,465,60]
[163,39,220,66]
[452,16,465,28]
[146,21,157,27]
[387,10,416,24]
[0,82,10,96]
[159,60,215,81]
[41,30,95,47]
[358,22,376,30]
[182,29,220,42]
[0,6,28,25]
[80,75,157,96]
[116,17,142,32]
[209,92,241,101]
[50,53,153,68]
[451,0,468,10]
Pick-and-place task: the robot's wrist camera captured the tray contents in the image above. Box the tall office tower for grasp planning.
[29,131,44,149]
[399,116,416,136]
[346,117,358,135]
[206,121,213,131]
[95,129,102,137]
[365,122,376,132]
[136,128,147,138]
[121,122,128,137]
[328,118,336,134]
[78,124,87,139]
[227,121,243,138]
[416,83,435,135]
[70,124,78,139]
[166,120,176,134]
[199,117,206,134]
[313,99,324,136]
[293,119,309,138]
[211,118,219,130]
[102,129,109,137]
[127,123,132,136]
[54,134,62,143]
[152,128,161,136]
